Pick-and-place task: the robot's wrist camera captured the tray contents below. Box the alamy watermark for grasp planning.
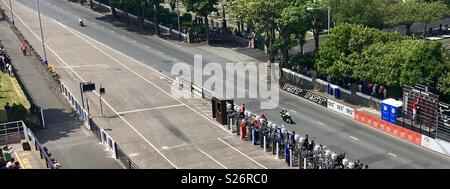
[170,55,280,109]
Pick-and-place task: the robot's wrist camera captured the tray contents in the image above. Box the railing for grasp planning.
[0,121,54,169]
[0,121,25,146]
[115,144,139,169]
[176,77,364,169]
[59,82,90,128]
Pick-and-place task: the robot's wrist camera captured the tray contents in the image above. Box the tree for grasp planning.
[315,23,403,80]
[308,0,328,51]
[383,0,421,35]
[183,0,219,44]
[415,1,450,37]
[327,0,385,29]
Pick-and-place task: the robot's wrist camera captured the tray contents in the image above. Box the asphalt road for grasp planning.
[6,0,450,168]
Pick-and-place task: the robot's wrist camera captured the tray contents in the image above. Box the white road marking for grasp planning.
[161,143,187,150]
[145,45,150,49]
[59,23,233,135]
[117,104,184,115]
[388,153,398,158]
[317,122,326,126]
[133,40,137,43]
[57,64,109,69]
[349,136,359,141]
[6,10,179,168]
[197,147,228,169]
[290,109,297,113]
[217,138,267,169]
[129,153,139,157]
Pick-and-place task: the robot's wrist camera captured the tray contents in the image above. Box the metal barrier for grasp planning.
[176,76,365,169]
[59,82,139,169]
[59,82,90,129]
[1,121,54,169]
[115,144,139,169]
[0,121,25,145]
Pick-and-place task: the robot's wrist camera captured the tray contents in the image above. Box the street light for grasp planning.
[36,0,48,65]
[9,0,14,25]
[177,0,182,41]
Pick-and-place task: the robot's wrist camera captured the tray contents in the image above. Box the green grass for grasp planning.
[0,72,30,122]
[438,37,450,44]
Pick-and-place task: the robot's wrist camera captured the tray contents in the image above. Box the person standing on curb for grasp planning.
[20,43,27,56]
[4,102,11,121]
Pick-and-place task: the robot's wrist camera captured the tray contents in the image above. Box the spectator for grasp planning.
[358,84,362,92]
[239,104,245,118]
[378,85,384,96]
[372,84,377,96]
[383,87,388,99]
[0,154,6,169]
[4,102,11,121]
[6,158,14,169]
[7,63,13,76]
[0,55,5,71]
[20,43,28,56]
[13,162,20,169]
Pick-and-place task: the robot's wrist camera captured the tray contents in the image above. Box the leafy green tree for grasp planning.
[315,23,403,80]
[415,1,450,37]
[183,0,219,44]
[327,0,385,29]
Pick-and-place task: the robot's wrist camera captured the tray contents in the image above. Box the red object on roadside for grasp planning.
[240,122,246,139]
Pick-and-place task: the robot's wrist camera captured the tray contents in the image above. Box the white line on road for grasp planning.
[54,18,234,136]
[290,109,297,113]
[117,104,185,115]
[388,153,398,158]
[145,45,150,49]
[133,40,137,43]
[197,148,228,169]
[349,136,359,141]
[217,138,267,169]
[317,122,326,126]
[57,64,109,69]
[5,8,179,168]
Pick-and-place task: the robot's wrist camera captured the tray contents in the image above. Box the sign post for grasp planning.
[99,85,105,116]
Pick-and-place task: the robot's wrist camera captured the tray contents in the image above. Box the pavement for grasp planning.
[2,0,450,168]
[0,20,122,169]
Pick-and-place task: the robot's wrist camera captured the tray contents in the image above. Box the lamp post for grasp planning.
[36,0,48,65]
[9,0,14,25]
[177,0,181,41]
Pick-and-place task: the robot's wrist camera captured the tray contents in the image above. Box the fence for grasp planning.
[176,76,364,169]
[59,82,90,129]
[58,83,139,169]
[282,68,382,110]
[0,121,55,169]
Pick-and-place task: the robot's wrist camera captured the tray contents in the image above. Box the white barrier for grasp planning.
[60,82,90,129]
[100,129,117,158]
[327,99,355,118]
[421,135,450,156]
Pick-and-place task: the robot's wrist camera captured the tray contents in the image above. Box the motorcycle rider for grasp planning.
[280,108,293,123]
[79,18,84,26]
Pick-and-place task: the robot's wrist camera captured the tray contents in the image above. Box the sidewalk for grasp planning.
[0,21,122,169]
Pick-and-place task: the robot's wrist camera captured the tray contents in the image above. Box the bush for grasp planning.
[288,53,315,69]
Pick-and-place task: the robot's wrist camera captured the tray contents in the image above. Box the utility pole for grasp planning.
[36,0,48,65]
[9,0,14,25]
[177,0,182,41]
